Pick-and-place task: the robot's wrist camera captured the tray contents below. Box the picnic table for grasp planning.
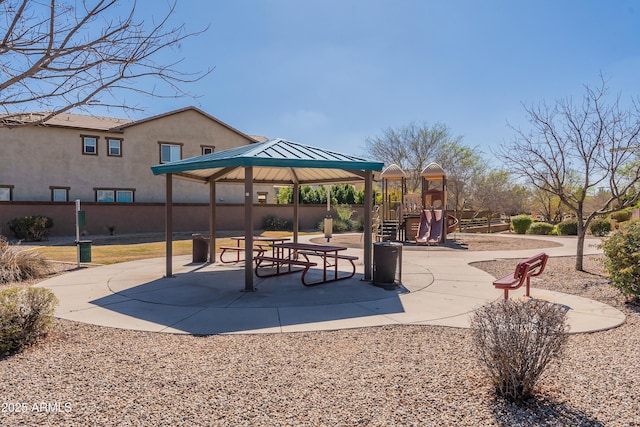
[219,236,290,264]
[254,242,358,286]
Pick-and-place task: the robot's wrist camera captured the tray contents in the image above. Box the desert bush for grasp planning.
[527,222,554,235]
[556,219,578,236]
[610,209,632,223]
[0,238,50,284]
[7,216,54,241]
[334,204,356,232]
[0,287,58,356]
[470,299,569,402]
[261,215,293,231]
[601,221,640,300]
[318,205,358,233]
[511,215,533,234]
[589,218,611,237]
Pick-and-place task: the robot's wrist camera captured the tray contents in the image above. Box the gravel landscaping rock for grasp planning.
[1,241,639,425]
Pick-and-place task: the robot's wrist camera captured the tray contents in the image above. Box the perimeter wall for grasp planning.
[0,202,365,237]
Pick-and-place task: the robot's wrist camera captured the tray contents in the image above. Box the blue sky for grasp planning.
[121,1,640,164]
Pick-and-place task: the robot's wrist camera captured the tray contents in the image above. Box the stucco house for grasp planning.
[0,106,268,204]
[0,107,336,236]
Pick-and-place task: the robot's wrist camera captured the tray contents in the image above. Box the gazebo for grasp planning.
[150,138,384,291]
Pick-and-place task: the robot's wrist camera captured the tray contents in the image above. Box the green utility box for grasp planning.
[78,240,92,263]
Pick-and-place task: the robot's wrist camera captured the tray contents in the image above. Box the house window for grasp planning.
[95,188,135,203]
[159,142,183,163]
[257,191,268,204]
[51,187,70,202]
[0,185,13,201]
[96,189,114,202]
[201,145,215,155]
[107,138,123,157]
[82,135,98,155]
[116,190,133,203]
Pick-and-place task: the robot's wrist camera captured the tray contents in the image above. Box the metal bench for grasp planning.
[297,251,359,282]
[219,245,265,264]
[253,255,317,279]
[492,253,549,300]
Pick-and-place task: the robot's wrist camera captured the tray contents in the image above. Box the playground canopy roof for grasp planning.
[421,162,446,179]
[380,163,407,179]
[151,138,384,184]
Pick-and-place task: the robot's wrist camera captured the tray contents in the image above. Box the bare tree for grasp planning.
[435,140,484,222]
[468,169,515,232]
[0,0,210,126]
[365,122,461,192]
[530,186,565,224]
[499,76,640,270]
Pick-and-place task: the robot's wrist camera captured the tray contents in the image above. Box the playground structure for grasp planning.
[376,162,458,244]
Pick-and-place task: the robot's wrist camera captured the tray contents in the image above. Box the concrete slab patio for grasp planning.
[36,233,625,335]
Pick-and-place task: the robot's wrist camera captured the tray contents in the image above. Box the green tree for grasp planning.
[276,187,293,204]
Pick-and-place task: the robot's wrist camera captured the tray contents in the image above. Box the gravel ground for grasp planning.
[2,244,640,425]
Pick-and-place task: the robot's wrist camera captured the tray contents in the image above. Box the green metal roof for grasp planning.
[151,138,384,185]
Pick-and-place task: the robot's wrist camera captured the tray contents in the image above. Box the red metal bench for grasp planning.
[492,253,549,300]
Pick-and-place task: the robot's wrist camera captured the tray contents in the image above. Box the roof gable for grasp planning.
[114,106,258,142]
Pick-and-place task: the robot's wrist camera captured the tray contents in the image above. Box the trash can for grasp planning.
[373,242,402,287]
[78,240,92,263]
[192,234,210,263]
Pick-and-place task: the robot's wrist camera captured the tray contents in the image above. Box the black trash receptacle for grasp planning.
[373,242,402,287]
[192,234,210,263]
[78,240,92,263]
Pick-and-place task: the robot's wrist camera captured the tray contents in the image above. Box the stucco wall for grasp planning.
[0,109,273,204]
[0,202,365,237]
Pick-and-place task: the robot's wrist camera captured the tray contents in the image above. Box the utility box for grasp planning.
[373,242,402,288]
[78,240,92,263]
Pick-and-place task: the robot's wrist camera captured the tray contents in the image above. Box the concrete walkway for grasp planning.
[36,233,625,335]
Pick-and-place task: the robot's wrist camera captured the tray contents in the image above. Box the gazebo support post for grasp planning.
[293,183,299,243]
[244,166,254,291]
[209,181,216,263]
[165,173,173,278]
[364,170,373,281]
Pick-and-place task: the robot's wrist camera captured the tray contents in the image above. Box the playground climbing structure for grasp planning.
[378,162,458,244]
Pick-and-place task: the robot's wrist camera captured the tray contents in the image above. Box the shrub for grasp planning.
[589,218,611,237]
[0,287,58,357]
[610,209,632,223]
[334,204,356,232]
[317,205,359,233]
[0,237,50,284]
[601,221,640,300]
[261,215,293,231]
[470,299,569,402]
[527,222,554,235]
[7,216,54,241]
[556,219,578,236]
[511,215,533,234]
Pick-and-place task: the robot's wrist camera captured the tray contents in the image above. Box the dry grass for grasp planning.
[0,239,50,283]
[32,231,304,264]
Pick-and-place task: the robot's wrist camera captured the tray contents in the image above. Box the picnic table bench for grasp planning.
[219,236,289,264]
[492,252,549,300]
[254,256,318,280]
[254,242,359,286]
